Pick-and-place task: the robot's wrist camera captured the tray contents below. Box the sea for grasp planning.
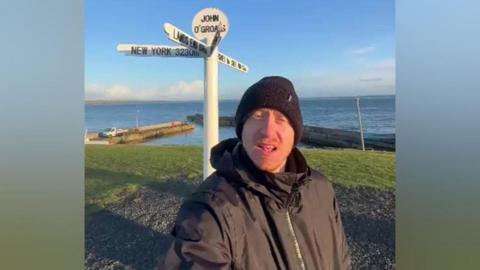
[85,95,395,146]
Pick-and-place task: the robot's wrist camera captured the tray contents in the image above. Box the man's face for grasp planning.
[241,108,295,173]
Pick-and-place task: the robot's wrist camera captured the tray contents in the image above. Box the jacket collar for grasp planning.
[211,138,312,207]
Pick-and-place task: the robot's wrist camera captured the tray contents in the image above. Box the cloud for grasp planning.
[85,84,135,100]
[165,80,203,98]
[358,77,383,82]
[85,80,204,101]
[349,46,376,55]
[86,59,396,100]
[356,59,395,87]
[295,58,395,97]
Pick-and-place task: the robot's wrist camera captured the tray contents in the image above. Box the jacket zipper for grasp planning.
[285,208,307,270]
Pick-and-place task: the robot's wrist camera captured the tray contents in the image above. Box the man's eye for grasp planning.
[252,111,264,119]
[277,117,288,123]
[277,116,288,123]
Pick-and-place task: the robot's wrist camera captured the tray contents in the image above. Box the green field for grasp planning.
[85,145,395,219]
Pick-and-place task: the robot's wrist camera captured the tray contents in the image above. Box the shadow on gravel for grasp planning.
[334,185,396,269]
[86,169,201,270]
[341,211,395,269]
[86,210,173,270]
[342,211,395,247]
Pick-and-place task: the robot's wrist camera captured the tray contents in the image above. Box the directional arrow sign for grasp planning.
[218,52,248,73]
[163,22,248,73]
[164,23,210,56]
[117,44,202,57]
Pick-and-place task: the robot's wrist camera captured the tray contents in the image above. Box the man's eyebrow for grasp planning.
[273,111,286,118]
[255,109,269,114]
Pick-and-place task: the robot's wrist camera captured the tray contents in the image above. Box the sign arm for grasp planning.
[217,52,249,73]
[164,23,210,56]
[117,44,202,58]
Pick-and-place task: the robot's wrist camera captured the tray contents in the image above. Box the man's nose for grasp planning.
[259,114,278,136]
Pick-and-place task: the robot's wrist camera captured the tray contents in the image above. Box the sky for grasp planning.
[85,0,395,101]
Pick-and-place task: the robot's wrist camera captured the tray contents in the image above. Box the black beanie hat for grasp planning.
[235,76,303,145]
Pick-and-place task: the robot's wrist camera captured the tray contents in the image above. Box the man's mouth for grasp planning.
[256,143,277,153]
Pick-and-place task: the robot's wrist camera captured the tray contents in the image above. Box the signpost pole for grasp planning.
[356,97,365,151]
[203,46,219,178]
[136,110,139,129]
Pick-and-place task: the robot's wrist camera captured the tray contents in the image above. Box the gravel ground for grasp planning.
[85,180,395,270]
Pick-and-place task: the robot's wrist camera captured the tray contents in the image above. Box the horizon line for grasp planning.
[85,94,395,104]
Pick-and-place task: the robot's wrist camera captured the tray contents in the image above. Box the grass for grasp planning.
[85,144,202,219]
[302,148,395,189]
[85,145,395,219]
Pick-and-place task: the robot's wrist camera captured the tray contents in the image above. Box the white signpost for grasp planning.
[117,8,248,179]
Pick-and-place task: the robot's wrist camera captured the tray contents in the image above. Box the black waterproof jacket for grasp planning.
[160,138,351,270]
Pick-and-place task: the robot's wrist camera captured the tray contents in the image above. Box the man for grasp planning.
[161,76,351,269]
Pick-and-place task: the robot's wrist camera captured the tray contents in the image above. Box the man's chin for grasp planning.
[253,160,283,173]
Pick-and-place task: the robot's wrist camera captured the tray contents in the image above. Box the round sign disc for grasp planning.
[192,8,229,45]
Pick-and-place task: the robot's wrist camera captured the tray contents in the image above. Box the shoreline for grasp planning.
[85,94,395,106]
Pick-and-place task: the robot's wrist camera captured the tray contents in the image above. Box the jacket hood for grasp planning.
[210,138,312,207]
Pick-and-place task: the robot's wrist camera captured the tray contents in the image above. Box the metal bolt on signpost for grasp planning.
[116,8,249,179]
